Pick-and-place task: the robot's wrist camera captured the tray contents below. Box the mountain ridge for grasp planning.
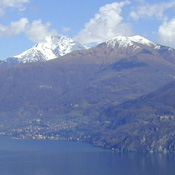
[2,35,174,66]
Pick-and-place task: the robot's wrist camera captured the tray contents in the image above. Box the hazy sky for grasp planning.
[0,0,175,59]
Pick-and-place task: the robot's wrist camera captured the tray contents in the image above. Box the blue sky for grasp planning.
[0,0,175,59]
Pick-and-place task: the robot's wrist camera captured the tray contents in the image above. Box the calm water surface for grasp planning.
[0,136,174,175]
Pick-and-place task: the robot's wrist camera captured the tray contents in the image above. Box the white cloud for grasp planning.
[130,1,175,20]
[62,27,71,33]
[0,0,30,38]
[157,18,175,48]
[0,18,58,43]
[0,0,57,43]
[0,0,29,16]
[25,20,58,43]
[74,1,133,44]
[0,9,4,16]
[0,18,28,37]
[134,0,145,3]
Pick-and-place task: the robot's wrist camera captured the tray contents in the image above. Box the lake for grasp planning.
[0,136,174,175]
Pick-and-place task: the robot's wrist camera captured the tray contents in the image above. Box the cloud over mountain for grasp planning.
[74,1,133,44]
[129,0,175,48]
[25,20,58,43]
[158,18,175,48]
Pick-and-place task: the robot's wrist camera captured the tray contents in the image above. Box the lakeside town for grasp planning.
[0,117,108,149]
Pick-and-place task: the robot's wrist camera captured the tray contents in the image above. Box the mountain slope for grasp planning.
[87,80,175,152]
[0,35,175,152]
[0,35,175,115]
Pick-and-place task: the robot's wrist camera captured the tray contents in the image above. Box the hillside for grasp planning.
[87,80,175,152]
[0,35,175,152]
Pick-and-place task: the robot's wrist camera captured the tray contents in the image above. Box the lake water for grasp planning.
[0,136,174,175]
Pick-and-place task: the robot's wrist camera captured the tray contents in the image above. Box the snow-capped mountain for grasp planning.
[1,35,175,153]
[64,35,175,66]
[11,35,87,63]
[106,35,161,50]
[2,35,174,66]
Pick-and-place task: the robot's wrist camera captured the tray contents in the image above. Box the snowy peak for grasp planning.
[13,35,86,63]
[106,35,159,50]
[128,35,155,46]
[36,35,85,57]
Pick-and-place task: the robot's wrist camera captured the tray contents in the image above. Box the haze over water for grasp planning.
[0,136,174,175]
